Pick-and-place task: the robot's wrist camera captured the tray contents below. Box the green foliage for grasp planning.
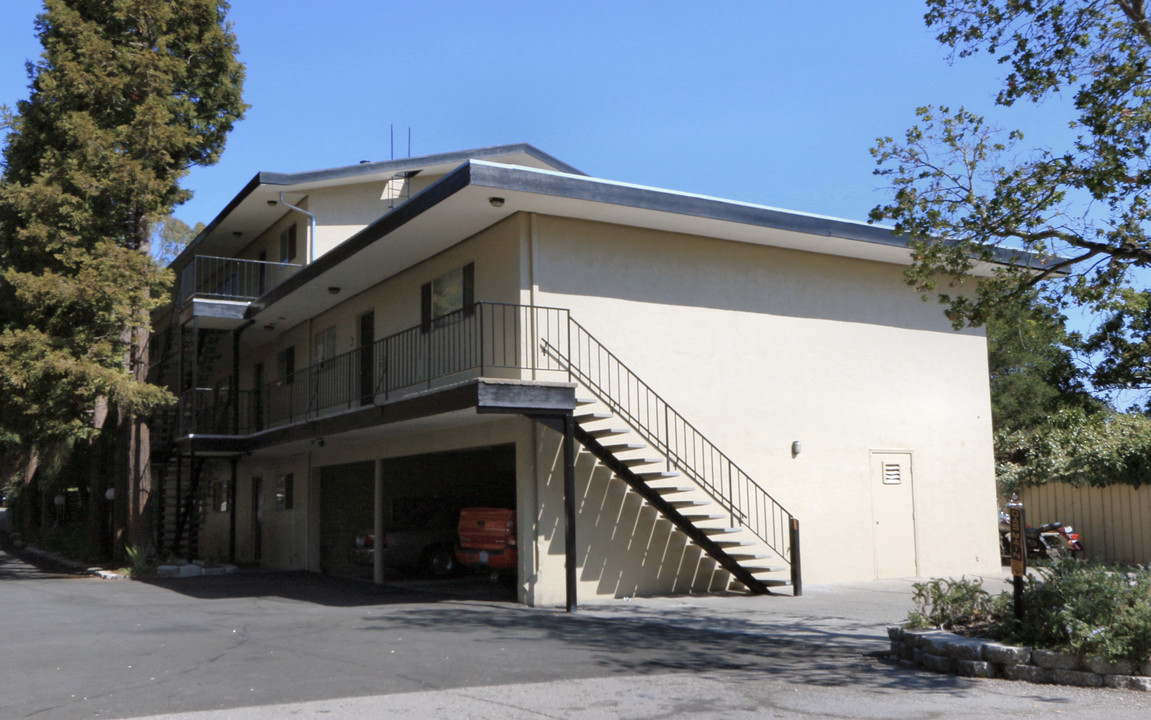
[0,0,246,449]
[871,1,1151,404]
[985,293,1101,435]
[152,215,205,266]
[907,577,997,631]
[124,543,155,577]
[1002,558,1151,663]
[997,406,1151,492]
[34,522,100,565]
[911,560,1151,663]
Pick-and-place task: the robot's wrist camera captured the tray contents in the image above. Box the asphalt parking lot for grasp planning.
[4,527,1151,719]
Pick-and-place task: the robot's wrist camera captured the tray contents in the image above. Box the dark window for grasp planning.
[276,474,294,511]
[277,346,295,384]
[421,262,474,330]
[279,224,297,262]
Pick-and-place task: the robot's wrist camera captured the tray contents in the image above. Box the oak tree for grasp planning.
[871,0,1151,403]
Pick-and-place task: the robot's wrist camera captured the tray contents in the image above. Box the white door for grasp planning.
[870,451,917,578]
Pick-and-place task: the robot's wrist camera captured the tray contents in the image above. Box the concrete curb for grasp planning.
[889,626,1151,691]
[16,544,236,580]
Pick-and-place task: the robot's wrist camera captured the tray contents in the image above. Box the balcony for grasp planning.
[176,303,575,437]
[178,255,302,306]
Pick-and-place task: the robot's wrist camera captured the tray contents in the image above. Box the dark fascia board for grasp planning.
[249,159,1056,316]
[258,143,585,187]
[464,162,1055,269]
[170,172,264,273]
[169,143,582,274]
[246,158,475,316]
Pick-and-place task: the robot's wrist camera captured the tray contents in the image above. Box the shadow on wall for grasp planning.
[542,444,728,600]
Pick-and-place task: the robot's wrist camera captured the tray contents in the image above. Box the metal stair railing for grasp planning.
[167,301,800,589]
[544,317,799,589]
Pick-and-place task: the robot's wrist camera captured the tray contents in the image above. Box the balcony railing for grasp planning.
[176,303,572,436]
[178,255,301,305]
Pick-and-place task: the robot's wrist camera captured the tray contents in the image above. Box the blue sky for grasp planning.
[1,1,1063,230]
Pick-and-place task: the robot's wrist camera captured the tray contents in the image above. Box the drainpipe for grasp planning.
[279,192,316,264]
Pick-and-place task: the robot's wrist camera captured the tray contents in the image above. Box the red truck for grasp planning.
[455,507,516,571]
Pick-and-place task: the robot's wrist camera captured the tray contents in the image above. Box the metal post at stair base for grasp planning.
[564,412,577,613]
[789,517,802,596]
[228,457,238,565]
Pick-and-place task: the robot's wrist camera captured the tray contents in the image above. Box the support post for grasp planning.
[228,457,238,564]
[563,413,577,613]
[790,517,802,596]
[374,459,384,585]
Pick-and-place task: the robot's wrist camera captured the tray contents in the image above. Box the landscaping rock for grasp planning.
[983,642,1031,665]
[916,651,955,674]
[946,637,986,662]
[1001,664,1052,683]
[1130,676,1151,691]
[903,628,942,649]
[177,564,202,578]
[955,660,997,678]
[917,632,965,657]
[156,565,180,578]
[1032,649,1079,670]
[1085,656,1135,676]
[1050,669,1103,688]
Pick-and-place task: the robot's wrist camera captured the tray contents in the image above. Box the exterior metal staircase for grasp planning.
[543,318,799,594]
[147,300,799,591]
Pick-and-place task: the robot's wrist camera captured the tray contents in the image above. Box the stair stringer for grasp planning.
[572,412,786,595]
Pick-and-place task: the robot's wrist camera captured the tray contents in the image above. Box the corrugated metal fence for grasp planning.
[1021,482,1151,565]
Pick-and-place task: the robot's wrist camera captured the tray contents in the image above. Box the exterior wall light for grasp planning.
[791,441,802,457]
[489,197,505,207]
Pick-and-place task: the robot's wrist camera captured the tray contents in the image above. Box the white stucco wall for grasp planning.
[525,214,1001,584]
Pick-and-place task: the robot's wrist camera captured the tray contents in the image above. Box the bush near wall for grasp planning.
[997,408,1151,497]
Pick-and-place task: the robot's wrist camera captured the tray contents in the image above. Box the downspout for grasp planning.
[280,192,316,264]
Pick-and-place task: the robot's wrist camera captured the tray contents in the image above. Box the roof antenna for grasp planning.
[408,127,412,158]
[390,124,394,160]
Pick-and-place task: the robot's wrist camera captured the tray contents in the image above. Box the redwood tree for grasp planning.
[0,0,245,552]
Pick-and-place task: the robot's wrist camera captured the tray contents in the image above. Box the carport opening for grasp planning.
[319,444,517,585]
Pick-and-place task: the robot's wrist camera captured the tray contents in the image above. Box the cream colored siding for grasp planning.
[526,215,1000,584]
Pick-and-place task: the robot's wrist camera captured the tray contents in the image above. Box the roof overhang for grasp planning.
[245,159,1037,328]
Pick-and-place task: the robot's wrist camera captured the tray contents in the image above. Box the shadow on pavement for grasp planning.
[139,569,518,607]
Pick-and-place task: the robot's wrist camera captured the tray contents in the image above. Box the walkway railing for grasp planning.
[178,255,301,305]
[174,301,795,578]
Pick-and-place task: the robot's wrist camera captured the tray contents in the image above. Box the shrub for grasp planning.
[907,577,996,633]
[909,559,1151,664]
[1000,558,1151,663]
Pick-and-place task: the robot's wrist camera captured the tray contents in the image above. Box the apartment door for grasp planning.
[359,310,374,406]
[251,476,264,562]
[870,451,917,578]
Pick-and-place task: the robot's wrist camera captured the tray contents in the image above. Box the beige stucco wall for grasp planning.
[203,207,1000,602]
[524,214,1001,585]
[237,214,525,393]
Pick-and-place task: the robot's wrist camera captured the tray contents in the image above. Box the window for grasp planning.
[276,346,295,384]
[275,474,294,511]
[313,326,337,366]
[421,262,474,329]
[212,479,229,513]
[279,224,297,262]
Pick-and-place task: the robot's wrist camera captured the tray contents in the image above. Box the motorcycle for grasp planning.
[999,509,1084,560]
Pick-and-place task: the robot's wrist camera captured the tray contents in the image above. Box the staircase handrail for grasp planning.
[552,317,796,568]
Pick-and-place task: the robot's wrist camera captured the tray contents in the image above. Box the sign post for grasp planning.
[1007,501,1026,621]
